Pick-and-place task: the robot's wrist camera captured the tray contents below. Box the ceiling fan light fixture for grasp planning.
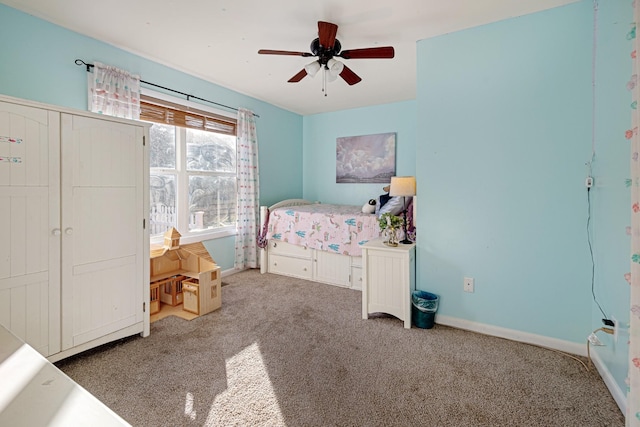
[304,61,321,78]
[259,21,392,88]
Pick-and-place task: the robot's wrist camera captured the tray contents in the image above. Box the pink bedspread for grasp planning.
[266,204,380,257]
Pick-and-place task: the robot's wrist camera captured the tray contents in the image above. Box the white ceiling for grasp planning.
[3,0,578,115]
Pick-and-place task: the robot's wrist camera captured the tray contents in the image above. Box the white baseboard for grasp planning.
[435,314,585,355]
[590,348,627,415]
[435,314,626,415]
[222,267,243,278]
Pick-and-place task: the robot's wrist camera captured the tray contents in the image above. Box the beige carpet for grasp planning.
[56,269,624,427]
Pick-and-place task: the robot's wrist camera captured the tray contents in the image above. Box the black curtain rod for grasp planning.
[75,59,259,118]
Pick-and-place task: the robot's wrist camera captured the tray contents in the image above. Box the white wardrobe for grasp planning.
[0,94,150,362]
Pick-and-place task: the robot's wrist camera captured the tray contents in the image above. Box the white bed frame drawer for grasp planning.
[314,251,351,288]
[269,240,311,258]
[269,254,313,280]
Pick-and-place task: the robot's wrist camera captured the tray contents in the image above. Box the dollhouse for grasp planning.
[150,228,221,318]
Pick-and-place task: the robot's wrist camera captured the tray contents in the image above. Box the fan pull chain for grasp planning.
[323,68,329,97]
[323,68,327,96]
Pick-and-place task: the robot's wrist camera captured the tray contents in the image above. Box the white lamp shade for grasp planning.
[389,176,416,197]
[304,61,321,78]
[326,58,344,76]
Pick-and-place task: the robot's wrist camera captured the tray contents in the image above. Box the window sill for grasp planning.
[150,228,236,247]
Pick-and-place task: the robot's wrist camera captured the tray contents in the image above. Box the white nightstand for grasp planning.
[361,238,416,329]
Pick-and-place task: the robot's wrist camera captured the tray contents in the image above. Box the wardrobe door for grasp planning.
[0,101,61,356]
[60,114,145,350]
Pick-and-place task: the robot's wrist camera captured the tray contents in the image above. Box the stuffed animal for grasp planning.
[362,199,377,214]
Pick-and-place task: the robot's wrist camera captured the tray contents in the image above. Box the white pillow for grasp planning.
[377,196,405,217]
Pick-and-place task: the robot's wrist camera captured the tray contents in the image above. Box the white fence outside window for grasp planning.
[150,204,204,235]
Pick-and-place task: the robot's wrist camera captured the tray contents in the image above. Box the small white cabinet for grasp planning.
[361,238,416,329]
[0,94,149,362]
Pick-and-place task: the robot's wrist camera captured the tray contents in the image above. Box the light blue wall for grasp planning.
[303,100,416,204]
[417,3,593,338]
[591,0,633,395]
[0,4,304,271]
[417,0,630,394]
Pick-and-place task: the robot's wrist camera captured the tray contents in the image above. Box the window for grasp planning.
[142,92,237,244]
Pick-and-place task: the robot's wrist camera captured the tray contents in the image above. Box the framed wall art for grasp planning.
[336,132,396,183]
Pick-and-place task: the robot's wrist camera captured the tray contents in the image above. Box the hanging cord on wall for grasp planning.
[75,59,259,118]
[586,0,608,321]
[591,0,598,159]
[586,181,607,320]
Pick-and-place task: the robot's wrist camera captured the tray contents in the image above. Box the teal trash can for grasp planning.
[411,291,439,329]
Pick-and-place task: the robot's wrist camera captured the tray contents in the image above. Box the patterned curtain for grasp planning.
[88,61,140,120]
[234,108,260,269]
[630,4,640,425]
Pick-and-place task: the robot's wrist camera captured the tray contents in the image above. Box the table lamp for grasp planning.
[389,176,416,244]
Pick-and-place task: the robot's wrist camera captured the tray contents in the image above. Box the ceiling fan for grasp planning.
[258,21,394,87]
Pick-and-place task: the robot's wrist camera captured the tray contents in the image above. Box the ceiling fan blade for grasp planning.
[339,46,395,59]
[288,69,308,83]
[339,65,362,86]
[258,49,313,57]
[318,21,338,49]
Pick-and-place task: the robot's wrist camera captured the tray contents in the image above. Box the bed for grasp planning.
[258,199,381,290]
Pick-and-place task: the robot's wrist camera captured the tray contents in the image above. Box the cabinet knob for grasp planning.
[303,267,307,271]
[52,229,61,236]
[65,228,73,235]
[273,242,277,248]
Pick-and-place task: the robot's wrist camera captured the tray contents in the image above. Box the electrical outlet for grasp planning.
[585,176,594,188]
[463,277,474,293]
[612,315,618,344]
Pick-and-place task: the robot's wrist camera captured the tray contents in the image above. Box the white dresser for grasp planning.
[361,238,416,328]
